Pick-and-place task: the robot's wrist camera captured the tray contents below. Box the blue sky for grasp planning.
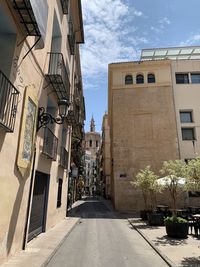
[80,0,200,132]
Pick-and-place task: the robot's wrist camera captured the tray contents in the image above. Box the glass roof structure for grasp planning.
[140,46,200,61]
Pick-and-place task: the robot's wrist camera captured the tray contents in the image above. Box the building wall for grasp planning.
[108,61,180,211]
[172,60,200,159]
[0,0,84,264]
[101,114,111,198]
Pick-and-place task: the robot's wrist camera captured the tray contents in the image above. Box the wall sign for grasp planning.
[17,85,38,176]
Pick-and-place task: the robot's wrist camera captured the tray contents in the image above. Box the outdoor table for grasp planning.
[188,206,200,214]
[156,205,169,211]
[156,205,169,217]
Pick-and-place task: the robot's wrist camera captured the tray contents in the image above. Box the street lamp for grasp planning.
[37,98,70,131]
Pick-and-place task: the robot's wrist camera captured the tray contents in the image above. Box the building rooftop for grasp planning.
[141,46,200,61]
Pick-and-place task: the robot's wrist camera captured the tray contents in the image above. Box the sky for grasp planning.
[80,0,200,133]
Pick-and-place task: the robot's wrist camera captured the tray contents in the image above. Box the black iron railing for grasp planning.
[42,127,58,160]
[60,0,69,14]
[66,94,80,125]
[68,21,75,55]
[12,0,41,36]
[46,52,70,101]
[60,146,69,169]
[0,70,19,132]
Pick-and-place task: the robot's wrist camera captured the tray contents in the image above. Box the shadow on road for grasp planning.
[181,256,200,266]
[67,197,139,220]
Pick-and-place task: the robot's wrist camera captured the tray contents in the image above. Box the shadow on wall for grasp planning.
[0,131,6,152]
[5,164,30,256]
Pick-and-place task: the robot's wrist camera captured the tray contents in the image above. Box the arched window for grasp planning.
[89,140,92,147]
[125,75,133,85]
[148,73,155,83]
[136,74,144,84]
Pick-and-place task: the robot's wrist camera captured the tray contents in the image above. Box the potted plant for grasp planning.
[164,216,188,238]
[132,166,163,224]
[160,159,188,238]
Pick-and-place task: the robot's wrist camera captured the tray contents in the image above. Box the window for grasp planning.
[148,73,155,83]
[89,140,92,147]
[96,140,98,147]
[176,73,189,84]
[181,128,195,140]
[136,74,144,84]
[57,178,63,208]
[180,111,193,123]
[125,75,133,85]
[191,73,200,84]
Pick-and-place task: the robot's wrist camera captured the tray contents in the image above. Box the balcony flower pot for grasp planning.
[164,216,188,238]
[148,212,164,226]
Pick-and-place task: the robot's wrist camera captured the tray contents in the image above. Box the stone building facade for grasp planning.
[0,0,85,264]
[100,113,111,199]
[108,47,200,211]
[84,117,101,195]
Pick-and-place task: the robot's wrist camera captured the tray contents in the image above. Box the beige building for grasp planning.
[84,117,101,194]
[108,47,200,211]
[0,0,85,264]
[100,113,111,199]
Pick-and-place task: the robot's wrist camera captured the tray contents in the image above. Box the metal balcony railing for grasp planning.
[12,0,41,36]
[60,146,69,169]
[0,70,19,132]
[60,0,69,14]
[42,127,58,160]
[66,95,80,125]
[68,21,75,55]
[45,53,70,101]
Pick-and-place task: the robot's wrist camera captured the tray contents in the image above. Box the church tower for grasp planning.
[90,116,95,132]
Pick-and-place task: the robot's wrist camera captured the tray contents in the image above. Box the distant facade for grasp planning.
[0,0,85,264]
[84,117,101,194]
[108,47,200,211]
[100,113,111,199]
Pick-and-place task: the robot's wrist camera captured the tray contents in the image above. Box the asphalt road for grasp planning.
[46,198,169,267]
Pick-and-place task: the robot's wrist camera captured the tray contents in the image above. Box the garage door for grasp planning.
[28,171,49,241]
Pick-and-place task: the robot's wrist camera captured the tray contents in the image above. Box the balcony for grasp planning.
[0,70,19,132]
[45,53,70,101]
[60,146,69,169]
[60,0,69,14]
[12,0,41,37]
[66,95,80,126]
[68,21,75,55]
[42,127,58,160]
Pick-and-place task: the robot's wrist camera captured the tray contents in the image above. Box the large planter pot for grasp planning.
[140,210,151,221]
[148,213,164,226]
[165,222,188,238]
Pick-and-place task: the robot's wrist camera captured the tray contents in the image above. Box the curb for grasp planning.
[41,217,81,267]
[128,219,176,267]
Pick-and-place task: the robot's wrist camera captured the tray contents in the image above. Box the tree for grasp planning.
[160,160,187,216]
[132,166,160,210]
[186,157,200,191]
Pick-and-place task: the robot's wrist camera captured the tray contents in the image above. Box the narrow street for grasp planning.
[46,198,168,267]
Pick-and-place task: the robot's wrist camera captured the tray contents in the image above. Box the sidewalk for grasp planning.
[1,216,80,267]
[128,218,200,267]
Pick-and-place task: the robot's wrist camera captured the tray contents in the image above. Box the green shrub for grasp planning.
[164,216,187,224]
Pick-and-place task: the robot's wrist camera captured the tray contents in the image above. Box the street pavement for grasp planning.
[45,197,168,267]
[2,197,200,267]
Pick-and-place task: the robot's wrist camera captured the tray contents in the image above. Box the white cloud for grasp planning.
[180,34,200,46]
[150,17,171,33]
[159,17,171,25]
[80,0,145,84]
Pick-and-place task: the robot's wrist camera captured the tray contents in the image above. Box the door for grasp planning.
[28,171,49,241]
